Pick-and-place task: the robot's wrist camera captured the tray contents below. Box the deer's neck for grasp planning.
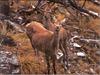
[53,29,61,50]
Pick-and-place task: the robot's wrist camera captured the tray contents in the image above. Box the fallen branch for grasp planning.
[90,0,100,6]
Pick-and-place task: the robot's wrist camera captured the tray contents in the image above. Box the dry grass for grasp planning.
[1,0,100,74]
[87,19,100,36]
[76,0,100,36]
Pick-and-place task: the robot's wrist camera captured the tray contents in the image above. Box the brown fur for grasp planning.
[48,19,68,72]
[26,21,61,74]
[48,19,67,41]
[26,21,54,52]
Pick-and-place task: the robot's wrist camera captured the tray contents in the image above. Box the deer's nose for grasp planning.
[55,25,61,31]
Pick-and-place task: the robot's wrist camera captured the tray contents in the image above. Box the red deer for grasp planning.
[25,21,62,74]
[48,16,69,72]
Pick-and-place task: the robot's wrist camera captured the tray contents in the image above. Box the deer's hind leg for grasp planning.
[45,51,51,74]
[52,55,57,74]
